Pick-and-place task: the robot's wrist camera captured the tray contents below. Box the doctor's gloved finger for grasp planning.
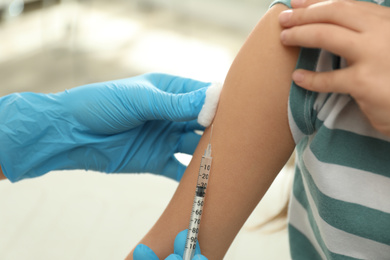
[185,120,206,132]
[193,255,208,260]
[162,158,186,182]
[133,244,159,260]
[147,73,211,93]
[177,131,202,155]
[167,76,211,93]
[165,254,182,260]
[146,87,208,122]
[174,229,202,256]
[173,230,188,256]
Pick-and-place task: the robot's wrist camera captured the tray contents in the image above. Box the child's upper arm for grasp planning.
[128,4,299,259]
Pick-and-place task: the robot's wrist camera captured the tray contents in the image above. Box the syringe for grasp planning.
[183,126,213,260]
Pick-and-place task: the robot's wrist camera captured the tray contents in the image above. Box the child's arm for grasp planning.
[128,4,299,259]
[0,167,5,180]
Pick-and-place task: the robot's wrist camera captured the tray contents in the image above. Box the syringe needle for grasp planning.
[204,124,213,157]
[209,124,213,145]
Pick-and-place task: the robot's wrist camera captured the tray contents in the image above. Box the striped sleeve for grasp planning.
[287,46,390,260]
[269,0,292,8]
[267,1,390,258]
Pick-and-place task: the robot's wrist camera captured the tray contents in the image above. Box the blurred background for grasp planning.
[0,0,292,259]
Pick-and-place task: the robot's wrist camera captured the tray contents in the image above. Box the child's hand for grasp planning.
[279,0,390,137]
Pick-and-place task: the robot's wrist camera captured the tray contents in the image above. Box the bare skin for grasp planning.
[127,4,300,259]
[0,167,6,181]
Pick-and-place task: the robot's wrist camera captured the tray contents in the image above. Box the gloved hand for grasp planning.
[0,73,210,182]
[133,229,207,260]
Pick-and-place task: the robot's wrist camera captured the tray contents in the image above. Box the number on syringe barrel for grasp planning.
[200,182,207,188]
[195,209,202,215]
[202,173,208,180]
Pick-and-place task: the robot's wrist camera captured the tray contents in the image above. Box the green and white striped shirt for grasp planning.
[271,1,390,259]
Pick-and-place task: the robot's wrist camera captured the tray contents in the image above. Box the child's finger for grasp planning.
[292,68,353,95]
[280,0,368,32]
[291,0,390,18]
[291,0,350,8]
[291,0,326,8]
[281,23,358,61]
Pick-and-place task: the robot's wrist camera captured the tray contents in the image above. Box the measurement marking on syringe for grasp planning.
[183,126,213,260]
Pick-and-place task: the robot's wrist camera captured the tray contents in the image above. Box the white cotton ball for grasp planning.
[198,82,223,127]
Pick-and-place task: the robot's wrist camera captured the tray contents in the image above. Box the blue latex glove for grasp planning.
[0,73,210,182]
[133,229,207,260]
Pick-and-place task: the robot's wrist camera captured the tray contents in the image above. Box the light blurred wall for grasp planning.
[0,0,274,96]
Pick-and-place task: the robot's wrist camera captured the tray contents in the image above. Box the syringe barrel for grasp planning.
[183,155,212,260]
[196,156,212,189]
[183,195,204,260]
